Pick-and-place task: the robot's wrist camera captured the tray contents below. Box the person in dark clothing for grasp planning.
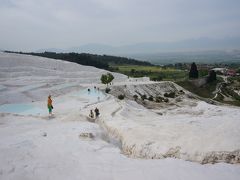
[94,107,100,118]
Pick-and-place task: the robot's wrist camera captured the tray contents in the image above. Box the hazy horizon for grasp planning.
[1,0,240,52]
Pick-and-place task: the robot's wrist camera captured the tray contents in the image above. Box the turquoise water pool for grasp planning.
[0,103,45,115]
[0,88,106,115]
[73,88,106,102]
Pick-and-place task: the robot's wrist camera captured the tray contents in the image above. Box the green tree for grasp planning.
[133,94,138,101]
[189,62,199,79]
[101,73,114,87]
[101,74,108,85]
[207,70,217,83]
[107,73,114,83]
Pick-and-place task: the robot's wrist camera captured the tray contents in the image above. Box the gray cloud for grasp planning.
[0,0,240,51]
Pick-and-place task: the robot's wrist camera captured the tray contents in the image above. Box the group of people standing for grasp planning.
[89,107,100,119]
[88,86,100,93]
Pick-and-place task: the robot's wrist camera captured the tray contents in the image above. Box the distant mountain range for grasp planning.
[35,37,240,64]
[36,37,240,55]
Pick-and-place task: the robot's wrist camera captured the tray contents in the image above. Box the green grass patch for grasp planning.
[111,65,188,81]
[112,65,174,72]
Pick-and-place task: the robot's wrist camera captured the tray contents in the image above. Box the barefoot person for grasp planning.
[47,95,53,115]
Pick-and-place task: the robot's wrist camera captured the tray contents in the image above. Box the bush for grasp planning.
[141,94,147,100]
[133,94,138,101]
[155,99,161,103]
[150,75,163,81]
[164,98,169,103]
[164,92,176,98]
[155,96,164,103]
[118,94,125,100]
[105,88,111,93]
[148,96,154,101]
[179,90,185,94]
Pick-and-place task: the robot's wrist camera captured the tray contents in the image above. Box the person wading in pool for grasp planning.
[47,95,53,115]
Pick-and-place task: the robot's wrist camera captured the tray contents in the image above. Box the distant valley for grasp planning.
[34,37,240,65]
[127,50,240,65]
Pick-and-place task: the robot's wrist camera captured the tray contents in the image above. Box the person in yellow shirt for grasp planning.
[47,95,53,115]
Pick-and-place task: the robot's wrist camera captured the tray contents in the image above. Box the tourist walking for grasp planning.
[47,95,53,115]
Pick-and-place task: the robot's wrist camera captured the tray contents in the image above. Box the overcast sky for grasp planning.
[0,0,240,51]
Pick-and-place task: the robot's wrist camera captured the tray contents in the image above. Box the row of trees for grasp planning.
[189,62,216,82]
[101,63,216,87]
[6,51,152,70]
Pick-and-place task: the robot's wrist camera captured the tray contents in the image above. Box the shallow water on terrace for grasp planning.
[0,88,106,115]
[72,88,106,102]
[0,103,45,115]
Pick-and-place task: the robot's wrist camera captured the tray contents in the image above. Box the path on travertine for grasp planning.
[212,75,231,100]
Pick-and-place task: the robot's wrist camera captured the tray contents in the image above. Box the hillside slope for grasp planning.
[0,52,127,104]
[97,82,240,164]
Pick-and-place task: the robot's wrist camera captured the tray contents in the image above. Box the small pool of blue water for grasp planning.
[0,88,106,115]
[0,103,45,115]
[73,88,106,102]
